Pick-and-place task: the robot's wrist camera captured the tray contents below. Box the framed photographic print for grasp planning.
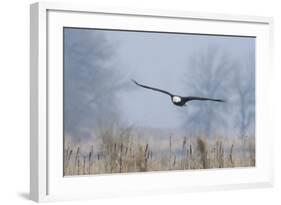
[30,2,274,202]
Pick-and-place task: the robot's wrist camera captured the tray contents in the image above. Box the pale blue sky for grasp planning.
[103,30,255,129]
[64,28,255,140]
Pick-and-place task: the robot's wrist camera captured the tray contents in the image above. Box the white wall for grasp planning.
[0,0,280,204]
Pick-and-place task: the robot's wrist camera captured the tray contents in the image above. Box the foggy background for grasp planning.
[64,28,255,143]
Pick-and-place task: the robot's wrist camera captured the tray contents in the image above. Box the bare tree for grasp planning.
[181,45,237,137]
[64,28,125,142]
[234,59,255,138]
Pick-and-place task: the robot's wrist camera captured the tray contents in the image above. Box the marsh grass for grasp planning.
[64,127,255,176]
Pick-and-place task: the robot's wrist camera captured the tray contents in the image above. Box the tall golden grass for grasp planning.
[64,127,255,176]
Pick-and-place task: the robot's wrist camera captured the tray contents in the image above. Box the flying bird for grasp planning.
[132,80,225,107]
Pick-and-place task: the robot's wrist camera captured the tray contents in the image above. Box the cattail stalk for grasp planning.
[169,136,172,170]
[229,144,234,166]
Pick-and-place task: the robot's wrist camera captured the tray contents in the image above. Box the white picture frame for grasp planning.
[30,2,274,202]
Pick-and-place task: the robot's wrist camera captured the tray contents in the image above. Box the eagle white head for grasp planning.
[172,96,181,103]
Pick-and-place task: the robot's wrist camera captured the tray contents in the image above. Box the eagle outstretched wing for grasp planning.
[132,80,172,97]
[182,96,225,103]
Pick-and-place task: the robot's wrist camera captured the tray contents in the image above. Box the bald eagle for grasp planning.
[132,80,224,107]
